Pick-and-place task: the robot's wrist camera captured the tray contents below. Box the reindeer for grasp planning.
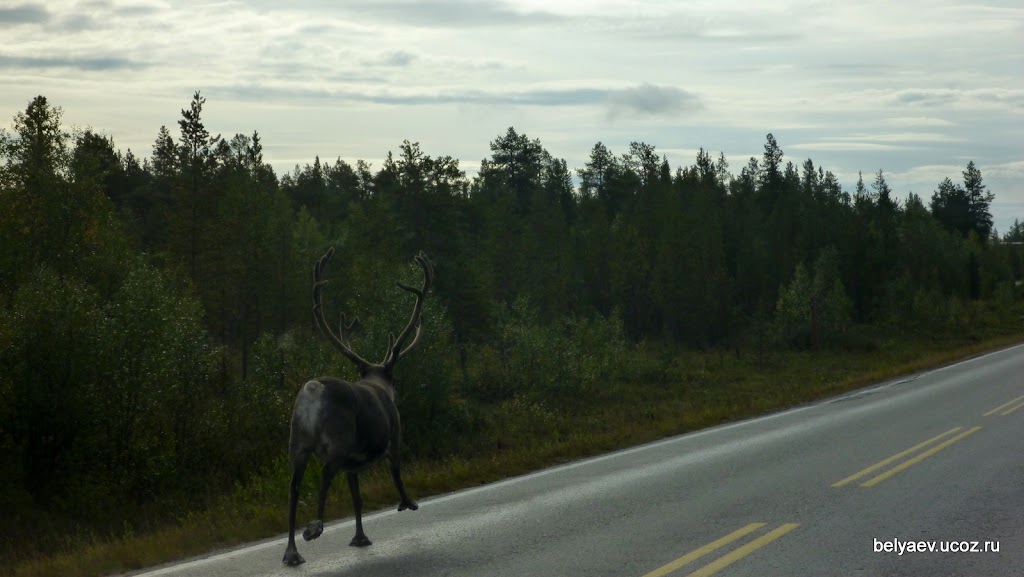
[282,248,433,566]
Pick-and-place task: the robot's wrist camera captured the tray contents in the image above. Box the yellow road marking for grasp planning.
[831,427,962,487]
[861,427,982,487]
[1001,401,1024,416]
[685,524,799,577]
[641,523,765,577]
[984,394,1024,416]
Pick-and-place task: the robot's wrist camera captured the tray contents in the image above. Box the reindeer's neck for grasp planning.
[359,371,395,401]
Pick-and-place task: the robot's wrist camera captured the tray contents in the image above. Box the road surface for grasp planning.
[130,343,1024,577]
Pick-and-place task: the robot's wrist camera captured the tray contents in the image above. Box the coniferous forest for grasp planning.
[2,93,1023,573]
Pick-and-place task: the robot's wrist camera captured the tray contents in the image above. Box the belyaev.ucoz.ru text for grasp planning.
[874,538,1000,555]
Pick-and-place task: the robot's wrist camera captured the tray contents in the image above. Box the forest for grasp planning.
[1,92,1023,573]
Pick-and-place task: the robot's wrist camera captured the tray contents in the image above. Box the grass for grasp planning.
[7,327,1024,577]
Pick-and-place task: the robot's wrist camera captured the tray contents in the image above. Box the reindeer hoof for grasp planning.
[398,499,419,511]
[282,548,305,566]
[349,534,372,547]
[303,520,324,541]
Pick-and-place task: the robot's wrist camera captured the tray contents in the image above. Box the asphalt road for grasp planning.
[131,343,1024,577]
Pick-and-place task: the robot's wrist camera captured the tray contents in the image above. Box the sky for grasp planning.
[2,0,1023,232]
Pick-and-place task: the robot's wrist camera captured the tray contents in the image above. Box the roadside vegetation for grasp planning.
[1,93,1022,576]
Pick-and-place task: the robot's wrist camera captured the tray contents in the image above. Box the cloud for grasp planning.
[480,88,609,107]
[607,83,702,119]
[632,27,800,43]
[341,1,564,28]
[890,89,960,106]
[784,130,966,156]
[53,13,103,32]
[217,83,705,120]
[415,87,594,106]
[832,132,963,143]
[789,142,910,151]
[603,9,802,45]
[0,3,49,26]
[219,84,633,108]
[887,163,965,181]
[984,160,1024,180]
[0,53,144,71]
[885,161,1024,188]
[885,117,956,127]
[972,88,1024,107]
[114,4,163,17]
[883,88,1024,109]
[372,50,417,67]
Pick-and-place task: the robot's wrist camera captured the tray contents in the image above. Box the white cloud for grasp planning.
[335,1,567,28]
[984,160,1024,180]
[823,132,964,144]
[885,117,956,127]
[886,163,968,183]
[789,143,912,151]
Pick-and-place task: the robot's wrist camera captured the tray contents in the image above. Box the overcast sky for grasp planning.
[3,0,1022,232]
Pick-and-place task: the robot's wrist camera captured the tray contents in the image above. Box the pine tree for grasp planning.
[176,91,221,277]
[963,161,994,242]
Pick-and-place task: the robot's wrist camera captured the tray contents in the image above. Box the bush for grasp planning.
[774,247,852,348]
[0,261,217,511]
[97,259,217,497]
[481,297,630,405]
[0,268,103,507]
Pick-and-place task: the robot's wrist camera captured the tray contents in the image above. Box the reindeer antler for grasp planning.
[382,251,433,367]
[312,247,372,372]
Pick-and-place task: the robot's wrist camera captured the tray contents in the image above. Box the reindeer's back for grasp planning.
[291,377,392,470]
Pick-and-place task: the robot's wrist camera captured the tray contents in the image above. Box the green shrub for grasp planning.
[485,297,630,405]
[774,248,852,348]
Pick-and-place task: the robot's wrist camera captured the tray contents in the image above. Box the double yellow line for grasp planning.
[833,392,1021,488]
[984,394,1024,416]
[832,426,981,488]
[642,523,799,577]
[643,393,1019,576]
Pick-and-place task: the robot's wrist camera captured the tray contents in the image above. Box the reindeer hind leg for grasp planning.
[304,461,341,541]
[282,451,310,565]
[347,472,372,547]
[388,450,418,511]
